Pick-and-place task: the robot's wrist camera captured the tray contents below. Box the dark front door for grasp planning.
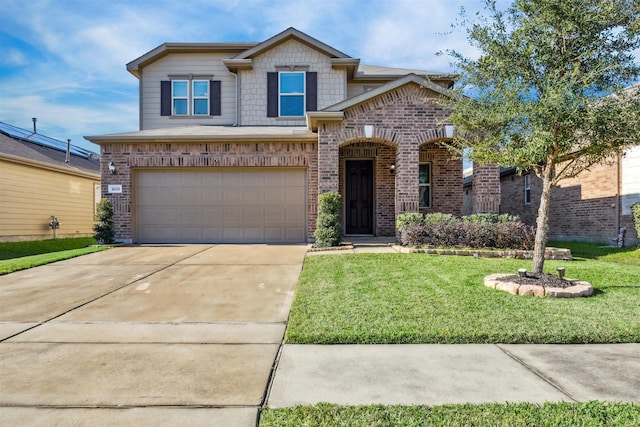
[345,160,374,234]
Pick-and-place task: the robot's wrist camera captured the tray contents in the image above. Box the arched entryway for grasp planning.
[339,138,397,236]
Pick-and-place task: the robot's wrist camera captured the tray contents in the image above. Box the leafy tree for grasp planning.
[444,0,640,272]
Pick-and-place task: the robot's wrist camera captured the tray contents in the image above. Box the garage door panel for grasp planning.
[136,169,306,243]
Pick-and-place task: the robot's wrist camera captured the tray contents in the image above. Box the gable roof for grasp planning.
[233,27,351,60]
[126,42,257,77]
[328,73,453,111]
[306,74,455,130]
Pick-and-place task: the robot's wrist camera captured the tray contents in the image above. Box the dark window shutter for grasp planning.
[267,72,278,117]
[210,80,221,116]
[306,71,317,112]
[161,81,171,116]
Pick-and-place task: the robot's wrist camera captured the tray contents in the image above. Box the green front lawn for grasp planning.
[0,238,107,275]
[260,402,640,427]
[286,246,640,344]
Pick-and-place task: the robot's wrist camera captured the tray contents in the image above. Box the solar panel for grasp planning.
[0,121,94,159]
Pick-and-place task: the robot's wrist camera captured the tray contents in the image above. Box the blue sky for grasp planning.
[0,0,512,153]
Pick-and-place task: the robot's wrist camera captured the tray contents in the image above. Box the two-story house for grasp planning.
[87,27,500,244]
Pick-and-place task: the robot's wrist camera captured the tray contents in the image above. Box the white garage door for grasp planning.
[135,168,307,243]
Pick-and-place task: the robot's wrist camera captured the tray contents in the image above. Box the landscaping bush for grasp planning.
[463,213,520,223]
[396,212,425,246]
[314,192,342,247]
[396,212,535,250]
[93,198,115,244]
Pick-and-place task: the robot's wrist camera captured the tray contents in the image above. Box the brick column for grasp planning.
[472,163,500,213]
[395,136,420,214]
[317,124,340,193]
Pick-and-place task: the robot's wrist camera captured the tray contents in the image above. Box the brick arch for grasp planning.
[417,128,451,147]
[334,128,398,148]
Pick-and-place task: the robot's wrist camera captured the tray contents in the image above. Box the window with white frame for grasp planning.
[279,72,305,116]
[419,163,432,208]
[172,80,188,115]
[192,80,209,115]
[524,174,531,204]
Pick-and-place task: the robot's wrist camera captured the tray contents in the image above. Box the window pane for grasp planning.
[419,164,430,184]
[193,81,208,97]
[173,81,187,97]
[280,95,304,116]
[280,73,304,94]
[419,186,430,208]
[193,99,208,115]
[173,99,187,115]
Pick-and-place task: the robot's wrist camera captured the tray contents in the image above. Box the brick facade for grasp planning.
[317,83,463,236]
[498,158,638,245]
[101,141,317,242]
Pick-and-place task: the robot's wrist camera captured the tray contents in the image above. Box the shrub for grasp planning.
[462,213,520,223]
[314,192,342,247]
[396,211,535,250]
[632,202,640,245]
[423,212,457,225]
[396,212,425,246]
[93,198,115,244]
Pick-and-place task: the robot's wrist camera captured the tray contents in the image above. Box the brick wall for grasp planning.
[100,141,317,242]
[500,159,625,244]
[318,83,462,236]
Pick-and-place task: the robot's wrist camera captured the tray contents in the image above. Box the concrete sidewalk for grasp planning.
[267,343,640,407]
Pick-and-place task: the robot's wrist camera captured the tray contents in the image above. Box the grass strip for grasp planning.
[0,237,98,260]
[0,247,107,275]
[260,402,640,427]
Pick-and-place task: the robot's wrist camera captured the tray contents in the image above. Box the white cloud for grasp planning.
[2,48,28,67]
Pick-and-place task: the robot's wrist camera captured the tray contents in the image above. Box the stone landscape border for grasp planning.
[391,246,573,260]
[484,273,594,298]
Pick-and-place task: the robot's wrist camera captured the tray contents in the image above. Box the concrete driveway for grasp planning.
[0,244,307,426]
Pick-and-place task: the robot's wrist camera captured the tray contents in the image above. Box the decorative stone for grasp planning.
[518,284,545,297]
[484,274,594,298]
[495,281,520,295]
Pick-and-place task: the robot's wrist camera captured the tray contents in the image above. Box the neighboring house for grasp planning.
[87,27,500,244]
[464,146,640,246]
[0,121,101,242]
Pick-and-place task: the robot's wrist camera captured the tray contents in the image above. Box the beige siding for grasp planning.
[141,53,237,130]
[0,160,99,242]
[239,39,347,125]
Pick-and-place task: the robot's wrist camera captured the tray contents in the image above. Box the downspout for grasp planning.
[230,70,239,126]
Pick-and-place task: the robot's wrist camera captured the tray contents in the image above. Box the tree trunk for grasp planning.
[532,165,555,273]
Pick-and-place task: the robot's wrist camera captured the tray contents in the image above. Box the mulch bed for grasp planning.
[497,272,576,289]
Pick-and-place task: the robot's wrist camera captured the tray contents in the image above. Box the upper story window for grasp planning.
[192,80,209,115]
[524,174,531,204]
[267,71,317,118]
[172,81,188,115]
[161,78,221,117]
[419,163,432,208]
[279,72,305,117]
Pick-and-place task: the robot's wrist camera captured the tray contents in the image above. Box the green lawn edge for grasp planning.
[260,402,640,427]
[0,247,107,275]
